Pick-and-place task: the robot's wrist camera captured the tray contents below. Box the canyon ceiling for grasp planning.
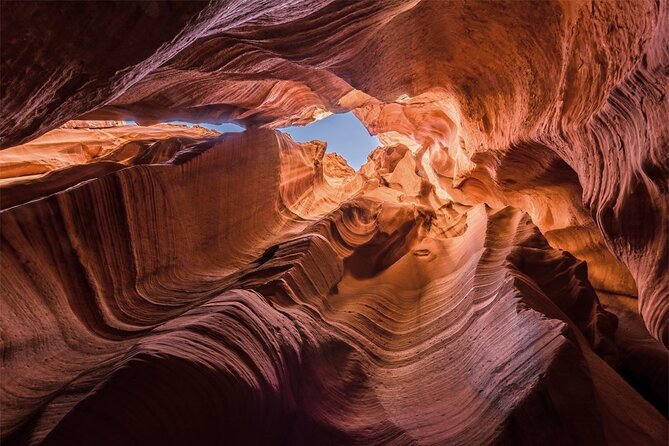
[0,1,667,445]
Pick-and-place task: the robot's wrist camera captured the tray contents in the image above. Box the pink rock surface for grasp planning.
[0,1,667,444]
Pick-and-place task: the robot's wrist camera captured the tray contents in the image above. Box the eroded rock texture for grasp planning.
[1,0,667,445]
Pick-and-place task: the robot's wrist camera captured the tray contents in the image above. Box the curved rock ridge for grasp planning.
[0,0,415,147]
[0,123,225,211]
[0,123,218,183]
[1,129,666,444]
[59,120,129,129]
[1,129,348,440]
[1,1,668,444]
[2,0,666,344]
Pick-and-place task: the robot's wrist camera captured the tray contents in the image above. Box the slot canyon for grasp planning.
[1,1,668,445]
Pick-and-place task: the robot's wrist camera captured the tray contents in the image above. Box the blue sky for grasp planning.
[279,112,379,169]
[165,112,378,169]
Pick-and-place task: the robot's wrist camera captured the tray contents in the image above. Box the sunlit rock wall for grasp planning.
[1,1,667,444]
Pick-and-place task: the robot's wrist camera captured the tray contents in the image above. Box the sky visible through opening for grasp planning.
[165,111,379,170]
[280,112,379,169]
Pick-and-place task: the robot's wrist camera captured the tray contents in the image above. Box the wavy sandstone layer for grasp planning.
[1,129,664,445]
[1,0,667,444]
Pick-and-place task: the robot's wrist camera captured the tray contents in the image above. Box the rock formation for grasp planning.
[1,1,667,445]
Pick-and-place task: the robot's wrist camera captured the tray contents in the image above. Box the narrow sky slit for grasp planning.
[166,121,245,133]
[280,112,379,170]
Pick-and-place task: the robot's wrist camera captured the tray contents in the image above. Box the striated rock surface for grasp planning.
[0,123,220,210]
[1,0,667,444]
[1,127,665,445]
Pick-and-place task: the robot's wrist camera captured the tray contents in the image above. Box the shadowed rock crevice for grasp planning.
[1,1,667,445]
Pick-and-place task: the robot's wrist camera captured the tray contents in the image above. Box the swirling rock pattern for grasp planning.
[0,122,219,210]
[1,0,667,444]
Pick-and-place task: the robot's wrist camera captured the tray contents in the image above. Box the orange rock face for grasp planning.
[1,1,667,445]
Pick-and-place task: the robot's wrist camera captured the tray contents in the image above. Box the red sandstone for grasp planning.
[0,1,667,444]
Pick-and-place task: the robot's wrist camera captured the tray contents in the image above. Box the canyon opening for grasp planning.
[0,1,667,446]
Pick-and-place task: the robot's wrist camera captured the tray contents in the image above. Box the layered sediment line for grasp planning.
[1,1,667,444]
[2,128,666,444]
[3,0,665,343]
